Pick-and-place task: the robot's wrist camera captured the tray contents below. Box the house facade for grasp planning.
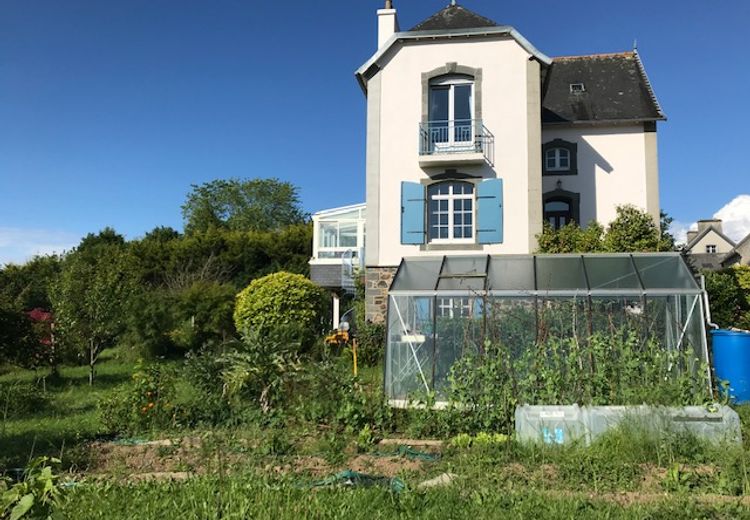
[352,2,665,322]
[682,218,750,270]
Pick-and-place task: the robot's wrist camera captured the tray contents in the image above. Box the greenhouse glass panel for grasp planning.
[487,256,535,292]
[633,255,697,291]
[584,256,641,291]
[535,256,587,292]
[390,257,442,292]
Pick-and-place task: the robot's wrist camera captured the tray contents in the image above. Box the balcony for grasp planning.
[419,119,494,168]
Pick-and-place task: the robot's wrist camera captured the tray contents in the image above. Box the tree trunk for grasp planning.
[89,340,96,386]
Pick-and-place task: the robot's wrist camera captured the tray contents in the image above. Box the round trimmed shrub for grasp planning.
[233,272,328,349]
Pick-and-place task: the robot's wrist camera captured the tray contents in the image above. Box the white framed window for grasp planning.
[428,181,474,242]
[438,297,472,318]
[706,245,717,254]
[545,147,571,172]
[428,75,474,148]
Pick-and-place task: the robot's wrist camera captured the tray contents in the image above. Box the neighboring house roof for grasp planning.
[409,4,498,32]
[721,233,750,267]
[542,51,666,124]
[684,225,736,252]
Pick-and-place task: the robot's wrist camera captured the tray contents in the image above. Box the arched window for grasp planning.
[427,181,474,242]
[544,198,574,230]
[545,147,570,171]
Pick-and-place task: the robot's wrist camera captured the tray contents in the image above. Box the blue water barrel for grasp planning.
[711,329,750,403]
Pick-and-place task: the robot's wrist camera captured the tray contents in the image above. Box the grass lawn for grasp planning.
[0,348,135,469]
[3,352,750,519]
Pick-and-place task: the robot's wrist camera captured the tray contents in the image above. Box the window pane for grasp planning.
[429,87,449,144]
[319,222,338,248]
[429,87,449,121]
[339,221,357,247]
[454,226,463,238]
[545,201,570,212]
[454,85,472,122]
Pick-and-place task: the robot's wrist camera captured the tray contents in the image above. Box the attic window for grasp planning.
[570,83,586,93]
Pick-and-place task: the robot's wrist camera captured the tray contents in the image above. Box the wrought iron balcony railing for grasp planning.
[419,119,494,166]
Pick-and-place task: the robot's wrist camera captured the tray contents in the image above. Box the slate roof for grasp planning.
[542,51,665,123]
[409,4,498,32]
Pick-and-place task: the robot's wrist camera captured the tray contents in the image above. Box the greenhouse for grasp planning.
[385,253,710,405]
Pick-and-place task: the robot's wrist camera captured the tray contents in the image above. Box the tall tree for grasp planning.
[50,244,135,385]
[0,255,62,310]
[181,178,306,234]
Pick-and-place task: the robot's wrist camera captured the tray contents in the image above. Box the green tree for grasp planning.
[0,255,62,310]
[182,178,306,234]
[602,205,662,252]
[50,245,136,385]
[536,221,604,253]
[704,269,747,328]
[0,305,43,368]
[536,205,672,254]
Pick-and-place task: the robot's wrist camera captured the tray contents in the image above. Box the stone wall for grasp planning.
[365,266,397,323]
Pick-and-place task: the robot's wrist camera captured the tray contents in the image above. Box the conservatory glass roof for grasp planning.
[389,253,701,296]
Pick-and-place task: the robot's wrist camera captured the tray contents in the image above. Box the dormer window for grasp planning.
[542,139,578,175]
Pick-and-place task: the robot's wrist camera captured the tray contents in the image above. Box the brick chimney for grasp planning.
[377,1,399,48]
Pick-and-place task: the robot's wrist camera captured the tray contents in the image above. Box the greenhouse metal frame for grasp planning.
[385,253,710,405]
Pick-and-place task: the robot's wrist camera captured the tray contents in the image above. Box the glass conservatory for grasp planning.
[385,253,710,405]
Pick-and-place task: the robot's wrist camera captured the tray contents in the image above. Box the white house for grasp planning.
[311,1,665,323]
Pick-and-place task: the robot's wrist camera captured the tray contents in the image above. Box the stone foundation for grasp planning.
[365,266,397,323]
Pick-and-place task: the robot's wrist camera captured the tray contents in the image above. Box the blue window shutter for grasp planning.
[477,179,503,244]
[401,181,425,245]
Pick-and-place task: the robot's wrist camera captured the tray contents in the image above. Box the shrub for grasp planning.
[99,361,178,434]
[356,322,386,367]
[0,382,49,419]
[179,349,232,426]
[233,272,328,351]
[170,281,236,351]
[536,205,672,254]
[290,356,392,434]
[219,329,302,415]
[704,267,750,329]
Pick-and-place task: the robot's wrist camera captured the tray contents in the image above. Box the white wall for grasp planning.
[369,37,540,267]
[541,125,656,227]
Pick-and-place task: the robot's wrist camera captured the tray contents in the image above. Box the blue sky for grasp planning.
[1,0,749,263]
